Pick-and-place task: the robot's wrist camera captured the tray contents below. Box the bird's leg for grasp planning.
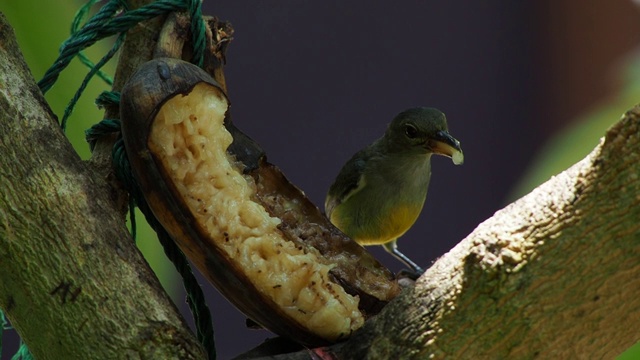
[383,240,425,275]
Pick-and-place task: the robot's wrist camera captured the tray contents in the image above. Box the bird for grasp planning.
[325,107,463,275]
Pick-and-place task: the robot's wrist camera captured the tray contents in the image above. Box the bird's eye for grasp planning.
[405,124,418,139]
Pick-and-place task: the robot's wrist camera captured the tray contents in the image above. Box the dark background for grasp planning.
[213,1,535,269]
[2,1,640,359]
[197,1,640,357]
[207,2,536,355]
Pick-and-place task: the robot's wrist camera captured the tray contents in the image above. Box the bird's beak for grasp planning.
[428,131,464,165]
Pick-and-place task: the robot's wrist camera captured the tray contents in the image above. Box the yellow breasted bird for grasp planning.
[325,107,463,274]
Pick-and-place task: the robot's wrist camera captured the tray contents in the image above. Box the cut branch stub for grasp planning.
[119,58,400,345]
[154,12,233,93]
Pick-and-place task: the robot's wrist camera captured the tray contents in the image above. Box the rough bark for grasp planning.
[247,109,640,359]
[0,12,205,360]
[2,2,640,359]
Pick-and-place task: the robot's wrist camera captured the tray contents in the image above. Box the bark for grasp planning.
[0,12,205,360]
[2,2,640,359]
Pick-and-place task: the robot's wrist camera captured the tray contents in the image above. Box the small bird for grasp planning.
[325,107,463,274]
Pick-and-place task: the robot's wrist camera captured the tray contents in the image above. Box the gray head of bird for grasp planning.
[382,107,464,165]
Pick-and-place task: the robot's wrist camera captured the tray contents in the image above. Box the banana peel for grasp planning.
[120,58,400,345]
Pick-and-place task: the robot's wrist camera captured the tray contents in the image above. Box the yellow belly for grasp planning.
[330,203,421,246]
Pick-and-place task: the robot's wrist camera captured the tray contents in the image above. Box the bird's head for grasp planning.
[384,107,464,165]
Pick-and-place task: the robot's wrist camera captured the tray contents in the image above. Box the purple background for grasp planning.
[201,1,538,357]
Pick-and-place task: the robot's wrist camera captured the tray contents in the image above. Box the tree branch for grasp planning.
[0,12,205,360]
[252,108,640,359]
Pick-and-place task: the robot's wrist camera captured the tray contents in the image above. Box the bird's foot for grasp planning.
[397,267,424,282]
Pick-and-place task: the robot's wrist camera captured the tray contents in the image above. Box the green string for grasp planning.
[59,0,128,130]
[95,90,121,109]
[0,312,33,360]
[39,0,206,131]
[38,0,184,95]
[1,310,5,356]
[188,0,205,67]
[129,196,137,240]
[38,0,127,94]
[61,33,125,130]
[11,341,33,360]
[85,118,121,151]
[71,0,117,85]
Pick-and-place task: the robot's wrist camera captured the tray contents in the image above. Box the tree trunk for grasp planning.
[2,3,640,359]
[0,12,205,360]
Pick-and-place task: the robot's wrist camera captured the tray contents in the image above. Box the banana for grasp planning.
[120,58,400,345]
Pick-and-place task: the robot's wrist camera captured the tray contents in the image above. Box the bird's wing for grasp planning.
[325,150,370,217]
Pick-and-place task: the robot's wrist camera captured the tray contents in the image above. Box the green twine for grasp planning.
[1,310,5,356]
[40,0,206,131]
[61,33,125,130]
[129,196,137,240]
[71,0,118,85]
[11,341,34,360]
[85,118,121,151]
[38,0,206,96]
[38,0,128,94]
[0,313,33,360]
[188,0,205,67]
[59,0,126,130]
[29,0,216,358]
[95,90,121,109]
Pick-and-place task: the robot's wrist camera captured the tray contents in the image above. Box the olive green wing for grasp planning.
[325,149,370,218]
